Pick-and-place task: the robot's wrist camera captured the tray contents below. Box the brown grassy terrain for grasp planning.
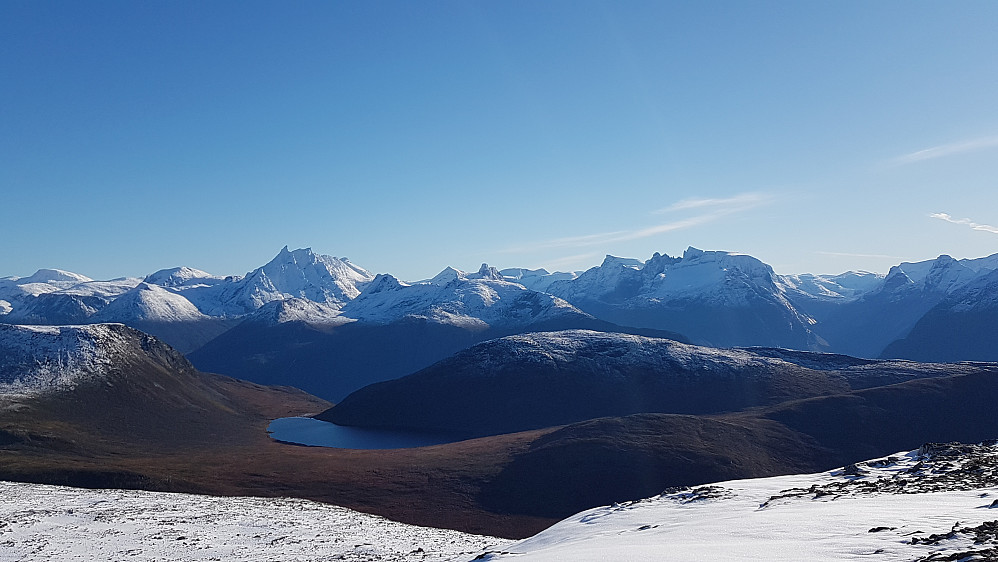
[4,326,997,540]
[0,369,558,538]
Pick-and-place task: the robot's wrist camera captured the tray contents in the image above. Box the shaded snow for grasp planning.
[247,297,354,326]
[781,271,883,301]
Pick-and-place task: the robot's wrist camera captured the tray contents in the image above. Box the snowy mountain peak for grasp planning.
[600,255,644,270]
[365,273,408,293]
[0,324,131,396]
[781,271,884,300]
[19,268,93,285]
[221,247,375,313]
[502,267,551,278]
[500,267,578,293]
[95,282,206,322]
[143,266,221,288]
[883,265,913,288]
[247,297,350,327]
[474,263,504,281]
[429,266,464,286]
[960,251,998,272]
[682,246,705,260]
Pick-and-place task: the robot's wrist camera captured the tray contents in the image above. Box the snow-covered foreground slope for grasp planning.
[0,481,511,562]
[481,442,998,561]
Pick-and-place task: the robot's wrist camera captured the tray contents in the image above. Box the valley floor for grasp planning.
[0,480,512,562]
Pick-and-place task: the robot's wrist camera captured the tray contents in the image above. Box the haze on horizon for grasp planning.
[2,1,997,281]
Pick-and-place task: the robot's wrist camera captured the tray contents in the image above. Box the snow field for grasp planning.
[0,481,511,562]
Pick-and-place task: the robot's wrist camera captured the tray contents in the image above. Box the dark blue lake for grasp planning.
[266,417,459,450]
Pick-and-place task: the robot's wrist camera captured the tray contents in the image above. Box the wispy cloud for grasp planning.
[890,136,998,166]
[500,192,771,254]
[816,251,903,260]
[930,212,998,234]
[654,192,769,214]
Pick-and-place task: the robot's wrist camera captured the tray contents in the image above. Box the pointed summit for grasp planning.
[195,247,374,316]
[429,267,464,286]
[365,273,407,293]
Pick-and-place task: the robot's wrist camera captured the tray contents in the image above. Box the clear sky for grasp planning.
[3,1,997,281]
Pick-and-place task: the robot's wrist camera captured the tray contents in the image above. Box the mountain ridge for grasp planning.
[3,246,997,368]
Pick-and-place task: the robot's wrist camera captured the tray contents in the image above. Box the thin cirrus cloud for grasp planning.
[501,192,771,253]
[930,213,998,234]
[653,192,770,214]
[816,251,904,260]
[890,136,998,166]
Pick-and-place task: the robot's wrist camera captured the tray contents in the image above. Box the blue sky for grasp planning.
[3,1,997,281]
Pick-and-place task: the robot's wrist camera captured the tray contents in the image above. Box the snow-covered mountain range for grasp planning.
[3,245,997,369]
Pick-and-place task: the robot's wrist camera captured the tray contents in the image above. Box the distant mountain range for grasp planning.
[3,245,997,399]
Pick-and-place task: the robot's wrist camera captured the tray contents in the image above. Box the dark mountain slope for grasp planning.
[0,323,557,538]
[319,330,973,437]
[0,323,329,453]
[188,319,687,402]
[881,268,998,362]
[761,364,998,460]
[477,365,998,518]
[479,413,831,517]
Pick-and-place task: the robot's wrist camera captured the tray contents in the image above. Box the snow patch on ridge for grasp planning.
[0,324,130,396]
[474,330,787,376]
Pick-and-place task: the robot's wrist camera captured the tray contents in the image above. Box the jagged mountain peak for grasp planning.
[473,263,503,281]
[197,247,375,316]
[343,266,590,328]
